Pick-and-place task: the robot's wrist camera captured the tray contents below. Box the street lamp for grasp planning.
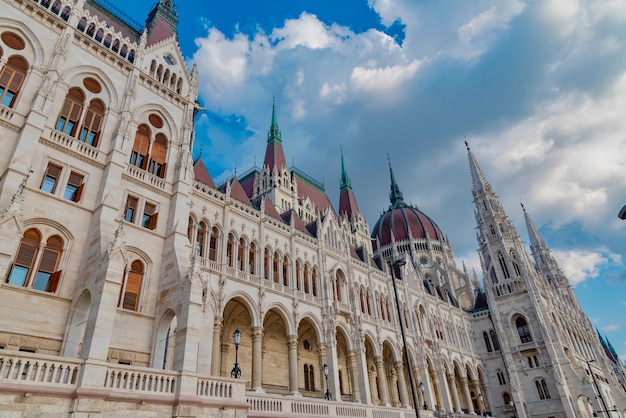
[419,382,428,410]
[390,258,421,417]
[231,328,242,378]
[509,400,516,418]
[588,397,598,417]
[587,359,611,416]
[323,363,332,400]
[479,393,486,416]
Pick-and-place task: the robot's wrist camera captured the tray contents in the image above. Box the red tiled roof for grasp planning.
[228,178,250,205]
[146,17,176,47]
[281,209,310,235]
[194,159,215,187]
[339,189,360,218]
[295,173,336,217]
[371,203,444,250]
[240,173,256,199]
[263,141,287,171]
[83,2,140,41]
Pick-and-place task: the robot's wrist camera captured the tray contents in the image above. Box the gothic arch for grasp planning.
[151,309,177,370]
[59,65,120,109]
[263,302,295,335]
[61,289,91,358]
[132,103,178,140]
[0,17,45,66]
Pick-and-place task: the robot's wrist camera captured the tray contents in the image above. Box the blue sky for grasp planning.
[109,0,626,359]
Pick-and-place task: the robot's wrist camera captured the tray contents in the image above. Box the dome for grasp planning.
[371,202,444,250]
[371,163,445,251]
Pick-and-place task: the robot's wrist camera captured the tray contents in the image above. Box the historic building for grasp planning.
[0,0,625,417]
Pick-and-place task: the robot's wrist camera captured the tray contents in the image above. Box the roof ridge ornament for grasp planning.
[387,154,404,205]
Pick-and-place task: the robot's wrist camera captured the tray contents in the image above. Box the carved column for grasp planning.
[471,380,483,415]
[251,326,264,391]
[210,317,223,375]
[447,373,461,412]
[287,335,300,395]
[395,361,410,408]
[368,366,380,404]
[375,356,390,406]
[461,377,475,414]
[347,350,360,402]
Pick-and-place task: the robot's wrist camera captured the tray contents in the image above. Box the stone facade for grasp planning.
[0,0,624,417]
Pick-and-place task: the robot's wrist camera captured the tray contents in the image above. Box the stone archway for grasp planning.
[262,308,290,393]
[222,297,254,387]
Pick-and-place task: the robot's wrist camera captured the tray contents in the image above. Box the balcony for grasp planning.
[125,164,166,190]
[48,129,101,161]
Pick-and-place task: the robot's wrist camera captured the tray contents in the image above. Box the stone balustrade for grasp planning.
[0,351,81,387]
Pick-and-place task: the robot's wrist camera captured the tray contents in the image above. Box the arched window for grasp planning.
[32,235,63,292]
[237,238,245,270]
[248,242,256,274]
[130,124,150,169]
[491,330,500,350]
[56,88,85,136]
[359,288,365,313]
[483,331,492,352]
[366,292,372,315]
[309,365,315,391]
[535,379,550,399]
[303,264,310,293]
[0,56,28,108]
[497,251,510,279]
[196,221,206,257]
[120,260,143,311]
[338,369,344,394]
[516,317,532,343]
[95,28,104,42]
[312,267,318,296]
[7,229,63,293]
[503,392,511,405]
[497,369,506,385]
[282,255,289,286]
[509,249,521,276]
[304,364,310,391]
[272,251,279,283]
[263,248,270,279]
[227,233,235,267]
[295,260,301,290]
[78,99,104,146]
[148,133,167,178]
[208,227,219,261]
[187,216,194,242]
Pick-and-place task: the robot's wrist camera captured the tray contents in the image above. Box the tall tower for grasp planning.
[338,149,370,250]
[467,143,578,418]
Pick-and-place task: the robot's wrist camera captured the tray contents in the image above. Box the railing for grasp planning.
[48,130,100,160]
[0,104,15,122]
[126,164,166,190]
[0,352,81,387]
[104,364,177,394]
[196,377,233,398]
[246,393,441,418]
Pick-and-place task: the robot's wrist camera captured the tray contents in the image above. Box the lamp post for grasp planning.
[390,258,420,416]
[479,393,486,416]
[419,382,428,410]
[588,397,598,417]
[323,363,332,400]
[587,359,611,416]
[509,400,516,418]
[231,328,242,378]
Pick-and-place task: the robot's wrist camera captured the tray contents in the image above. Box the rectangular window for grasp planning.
[124,195,138,223]
[142,202,158,230]
[63,172,84,202]
[41,163,62,194]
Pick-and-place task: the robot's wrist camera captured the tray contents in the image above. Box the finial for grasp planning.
[464,136,469,150]
[387,155,404,205]
[198,143,203,159]
[18,167,34,196]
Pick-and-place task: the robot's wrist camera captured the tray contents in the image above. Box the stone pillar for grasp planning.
[368,366,380,404]
[287,334,300,395]
[375,356,390,406]
[461,377,475,414]
[220,342,230,377]
[318,344,327,397]
[447,373,461,412]
[395,361,409,408]
[347,350,360,402]
[210,317,223,375]
[471,380,483,415]
[251,326,264,391]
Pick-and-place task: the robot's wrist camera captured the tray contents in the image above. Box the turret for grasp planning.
[145,0,179,47]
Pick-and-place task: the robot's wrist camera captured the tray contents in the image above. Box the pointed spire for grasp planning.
[388,155,404,205]
[263,96,287,170]
[340,146,352,191]
[268,95,282,143]
[522,202,546,252]
[466,141,491,195]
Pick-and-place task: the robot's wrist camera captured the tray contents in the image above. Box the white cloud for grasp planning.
[351,60,422,92]
[271,13,348,51]
[602,323,620,332]
[551,249,620,286]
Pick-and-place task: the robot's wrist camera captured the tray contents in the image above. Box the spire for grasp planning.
[339,149,360,218]
[388,156,404,205]
[340,147,352,191]
[522,202,547,252]
[466,141,491,195]
[262,96,287,170]
[145,0,179,46]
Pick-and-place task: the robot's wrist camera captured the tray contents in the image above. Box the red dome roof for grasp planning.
[371,162,444,250]
[371,202,444,250]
